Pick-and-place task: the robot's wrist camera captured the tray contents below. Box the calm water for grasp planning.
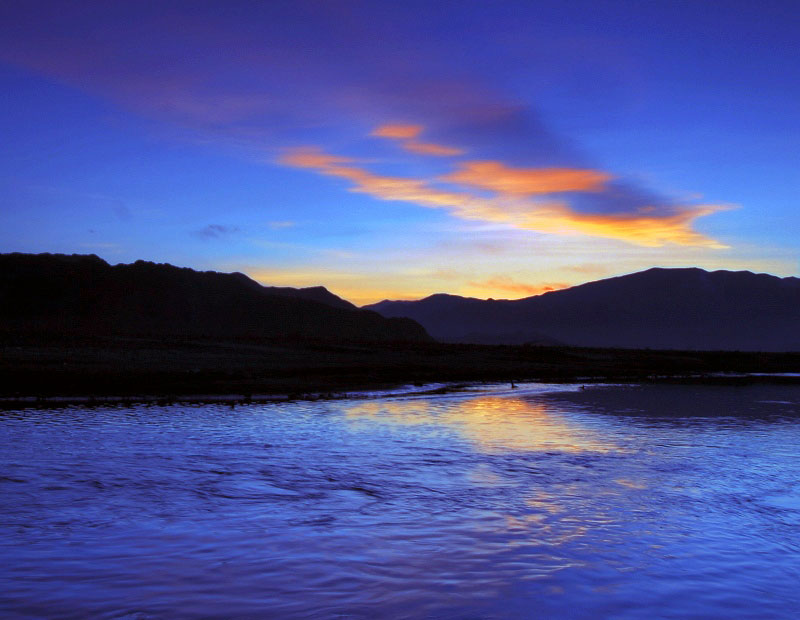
[2,383,800,619]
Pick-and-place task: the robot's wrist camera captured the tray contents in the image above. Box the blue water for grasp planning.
[2,383,800,619]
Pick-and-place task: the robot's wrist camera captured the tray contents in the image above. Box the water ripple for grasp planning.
[1,383,800,618]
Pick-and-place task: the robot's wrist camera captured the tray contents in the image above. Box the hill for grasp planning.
[261,284,357,310]
[0,253,430,343]
[365,268,800,351]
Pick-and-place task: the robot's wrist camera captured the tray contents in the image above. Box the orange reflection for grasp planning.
[344,395,616,454]
[345,394,647,551]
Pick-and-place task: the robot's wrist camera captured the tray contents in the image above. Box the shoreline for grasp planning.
[3,373,800,409]
[3,337,799,408]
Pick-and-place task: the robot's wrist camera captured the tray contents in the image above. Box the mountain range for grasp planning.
[0,253,429,343]
[364,268,800,352]
[3,254,798,352]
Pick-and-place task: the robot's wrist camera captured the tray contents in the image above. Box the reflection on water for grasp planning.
[345,394,618,454]
[1,384,800,618]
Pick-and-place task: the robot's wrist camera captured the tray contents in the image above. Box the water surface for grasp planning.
[2,383,799,618]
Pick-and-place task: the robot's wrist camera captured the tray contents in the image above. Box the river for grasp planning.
[2,383,799,618]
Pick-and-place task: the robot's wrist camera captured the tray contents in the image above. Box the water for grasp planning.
[2,383,799,619]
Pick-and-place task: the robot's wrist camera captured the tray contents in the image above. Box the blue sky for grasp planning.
[1,0,797,304]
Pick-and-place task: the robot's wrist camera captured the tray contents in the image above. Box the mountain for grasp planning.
[261,285,357,310]
[365,268,800,351]
[0,253,430,343]
[366,293,563,346]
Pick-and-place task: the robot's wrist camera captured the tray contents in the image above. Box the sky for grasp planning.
[1,0,798,305]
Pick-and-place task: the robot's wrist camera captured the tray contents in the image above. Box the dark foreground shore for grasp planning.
[2,334,800,405]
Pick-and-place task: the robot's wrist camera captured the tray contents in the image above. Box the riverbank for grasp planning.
[2,335,799,406]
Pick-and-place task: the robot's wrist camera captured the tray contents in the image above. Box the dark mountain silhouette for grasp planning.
[0,253,430,342]
[365,293,564,346]
[365,268,800,352]
[261,284,357,310]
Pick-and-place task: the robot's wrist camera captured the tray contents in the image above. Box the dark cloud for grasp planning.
[112,203,132,221]
[195,224,239,240]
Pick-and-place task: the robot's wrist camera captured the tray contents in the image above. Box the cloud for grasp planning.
[442,161,611,194]
[195,224,239,239]
[280,149,355,169]
[403,141,465,156]
[469,276,569,297]
[1,3,735,252]
[545,206,729,248]
[268,221,295,229]
[279,146,728,248]
[372,123,464,156]
[371,124,423,139]
[279,147,474,210]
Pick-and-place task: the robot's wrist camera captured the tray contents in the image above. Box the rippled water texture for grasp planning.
[2,384,800,619]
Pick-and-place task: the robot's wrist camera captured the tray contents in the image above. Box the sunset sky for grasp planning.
[2,0,798,304]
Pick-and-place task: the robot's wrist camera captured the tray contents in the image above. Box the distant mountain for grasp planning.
[365,268,800,351]
[0,253,430,343]
[261,284,357,310]
[366,293,563,346]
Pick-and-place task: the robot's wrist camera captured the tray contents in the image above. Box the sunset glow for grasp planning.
[1,1,797,303]
[280,145,728,249]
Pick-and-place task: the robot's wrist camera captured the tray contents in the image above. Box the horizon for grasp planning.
[7,250,797,307]
[2,1,798,305]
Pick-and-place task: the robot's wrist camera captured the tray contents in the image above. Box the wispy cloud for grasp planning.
[404,141,465,156]
[195,224,239,239]
[371,124,423,139]
[442,161,610,194]
[1,3,736,254]
[280,146,728,248]
[373,123,464,156]
[268,221,295,229]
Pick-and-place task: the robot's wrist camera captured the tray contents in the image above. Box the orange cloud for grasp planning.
[542,206,729,248]
[371,124,422,139]
[278,146,728,248]
[279,147,477,210]
[443,161,611,194]
[280,149,354,168]
[470,276,569,297]
[403,141,465,156]
[372,123,463,156]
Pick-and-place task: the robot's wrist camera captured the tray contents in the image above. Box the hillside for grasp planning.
[365,268,800,351]
[0,253,430,343]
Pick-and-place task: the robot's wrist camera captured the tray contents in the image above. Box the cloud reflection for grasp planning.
[344,395,616,455]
